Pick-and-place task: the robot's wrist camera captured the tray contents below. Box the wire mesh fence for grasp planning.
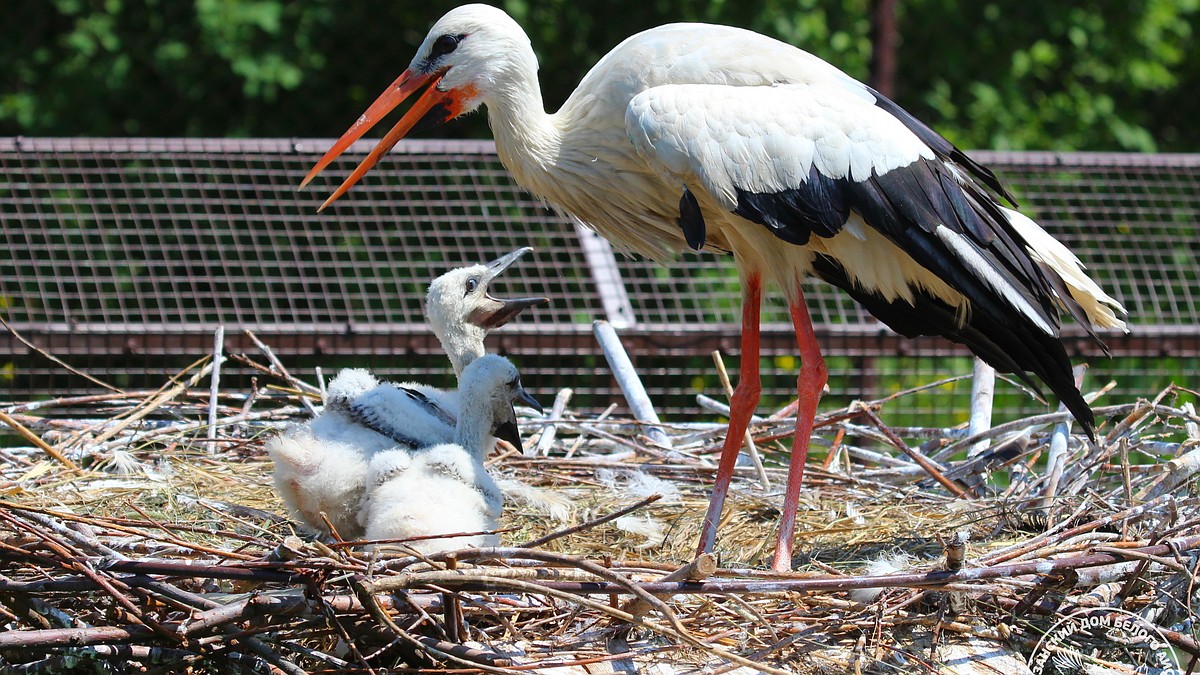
[2,138,1198,432]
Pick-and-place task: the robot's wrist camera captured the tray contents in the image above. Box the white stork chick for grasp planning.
[302,5,1126,571]
[358,354,543,554]
[266,428,373,539]
[340,246,548,442]
[357,446,497,553]
[428,247,548,378]
[267,250,545,538]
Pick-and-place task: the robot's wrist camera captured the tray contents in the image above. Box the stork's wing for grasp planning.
[397,385,458,428]
[625,81,1117,433]
[345,384,455,449]
[625,81,1062,336]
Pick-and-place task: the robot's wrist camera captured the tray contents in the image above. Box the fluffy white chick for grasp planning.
[359,354,542,555]
[268,249,545,539]
[267,429,371,539]
[359,446,500,554]
[267,368,401,539]
[270,371,459,539]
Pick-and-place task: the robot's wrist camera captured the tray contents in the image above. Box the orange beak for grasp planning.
[300,68,471,211]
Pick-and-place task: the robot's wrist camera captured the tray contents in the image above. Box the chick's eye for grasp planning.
[464,277,479,295]
[431,34,461,58]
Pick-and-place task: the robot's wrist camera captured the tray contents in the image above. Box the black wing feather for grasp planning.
[719,90,1107,433]
[733,165,849,245]
[398,386,458,428]
[343,399,428,449]
[867,86,1018,206]
[340,384,457,447]
[811,254,1096,438]
[678,186,707,251]
[731,152,1100,434]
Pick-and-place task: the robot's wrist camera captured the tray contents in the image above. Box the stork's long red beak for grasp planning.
[300,69,469,211]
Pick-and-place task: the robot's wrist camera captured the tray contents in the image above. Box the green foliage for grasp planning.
[3,0,333,136]
[900,0,1200,151]
[3,0,1198,149]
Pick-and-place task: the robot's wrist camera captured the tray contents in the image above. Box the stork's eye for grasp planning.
[464,276,480,295]
[507,376,520,387]
[431,34,461,58]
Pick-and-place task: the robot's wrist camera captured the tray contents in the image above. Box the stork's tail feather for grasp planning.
[1002,207,1128,334]
[811,255,1097,439]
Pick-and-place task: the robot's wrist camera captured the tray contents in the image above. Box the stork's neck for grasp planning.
[452,394,493,459]
[436,330,484,379]
[483,69,563,199]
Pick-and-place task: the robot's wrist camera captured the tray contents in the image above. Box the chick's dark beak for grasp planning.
[470,247,548,329]
[494,415,524,453]
[515,385,543,415]
[475,295,549,329]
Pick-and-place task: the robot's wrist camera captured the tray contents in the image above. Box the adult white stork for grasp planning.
[301,4,1127,570]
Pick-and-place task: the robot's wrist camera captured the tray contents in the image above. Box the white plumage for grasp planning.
[358,354,541,555]
[358,445,500,554]
[1001,206,1127,331]
[626,82,934,199]
[597,468,682,503]
[266,249,544,538]
[495,477,574,523]
[266,428,373,539]
[427,248,548,375]
[614,514,668,551]
[267,368,404,539]
[849,551,919,604]
[303,4,1127,570]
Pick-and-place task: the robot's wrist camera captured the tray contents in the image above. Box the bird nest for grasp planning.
[2,330,1200,674]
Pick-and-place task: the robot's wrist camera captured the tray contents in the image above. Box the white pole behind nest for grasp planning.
[593,320,672,449]
[207,324,226,452]
[968,358,995,458]
[532,387,573,457]
[1042,365,1086,504]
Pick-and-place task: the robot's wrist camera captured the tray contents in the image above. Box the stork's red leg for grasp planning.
[696,273,763,556]
[770,284,828,571]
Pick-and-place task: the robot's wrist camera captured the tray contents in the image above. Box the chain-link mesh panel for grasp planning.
[3,139,1197,430]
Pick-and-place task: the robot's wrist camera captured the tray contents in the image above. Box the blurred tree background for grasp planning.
[3,0,1197,150]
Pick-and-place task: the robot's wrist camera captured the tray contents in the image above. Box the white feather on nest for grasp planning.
[596,468,681,502]
[496,477,573,522]
[615,514,667,550]
[849,551,919,604]
[105,449,145,475]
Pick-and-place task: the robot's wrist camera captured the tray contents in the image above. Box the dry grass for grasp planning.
[2,335,1199,673]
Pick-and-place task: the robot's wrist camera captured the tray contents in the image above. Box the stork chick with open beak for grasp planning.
[267,247,546,539]
[345,246,548,435]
